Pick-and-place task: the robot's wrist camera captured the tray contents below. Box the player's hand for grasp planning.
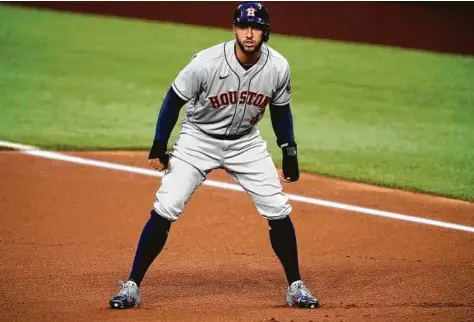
[281,143,299,182]
[148,155,170,171]
[148,141,170,171]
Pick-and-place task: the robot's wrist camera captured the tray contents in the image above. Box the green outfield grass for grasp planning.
[1,5,473,200]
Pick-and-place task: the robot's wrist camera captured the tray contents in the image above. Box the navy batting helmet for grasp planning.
[233,2,271,42]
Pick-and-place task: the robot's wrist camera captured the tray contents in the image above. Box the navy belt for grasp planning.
[203,129,252,140]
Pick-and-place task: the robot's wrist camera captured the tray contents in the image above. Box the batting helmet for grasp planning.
[233,2,271,42]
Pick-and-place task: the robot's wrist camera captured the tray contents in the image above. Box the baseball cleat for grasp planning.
[286,280,320,309]
[109,280,141,309]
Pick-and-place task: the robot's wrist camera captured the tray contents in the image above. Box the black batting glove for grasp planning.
[148,140,170,169]
[281,142,299,182]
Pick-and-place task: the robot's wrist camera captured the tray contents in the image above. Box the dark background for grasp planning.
[5,1,474,55]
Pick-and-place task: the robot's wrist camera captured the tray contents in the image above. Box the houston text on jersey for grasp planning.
[208,90,271,109]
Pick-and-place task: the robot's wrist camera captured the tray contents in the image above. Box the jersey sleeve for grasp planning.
[171,55,205,102]
[271,61,292,106]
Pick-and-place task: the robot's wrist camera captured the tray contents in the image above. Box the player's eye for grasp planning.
[237,23,251,29]
[236,23,263,31]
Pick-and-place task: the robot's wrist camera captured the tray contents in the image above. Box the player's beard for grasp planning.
[236,37,263,55]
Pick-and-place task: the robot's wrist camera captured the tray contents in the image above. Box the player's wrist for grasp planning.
[281,142,299,182]
[149,140,168,160]
[280,141,297,152]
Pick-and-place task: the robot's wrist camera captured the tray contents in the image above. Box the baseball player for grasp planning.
[109,1,320,309]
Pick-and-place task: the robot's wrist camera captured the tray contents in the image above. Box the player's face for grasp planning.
[233,24,264,54]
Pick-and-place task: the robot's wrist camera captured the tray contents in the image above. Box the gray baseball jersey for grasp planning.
[172,39,292,136]
[153,39,293,222]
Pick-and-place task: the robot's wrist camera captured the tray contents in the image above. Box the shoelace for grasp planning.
[117,281,133,296]
[296,282,313,298]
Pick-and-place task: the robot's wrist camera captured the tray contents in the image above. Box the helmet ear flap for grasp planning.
[264,27,270,42]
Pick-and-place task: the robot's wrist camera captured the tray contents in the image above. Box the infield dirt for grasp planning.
[0,151,473,321]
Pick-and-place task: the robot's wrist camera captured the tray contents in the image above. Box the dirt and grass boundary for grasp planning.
[8,1,474,55]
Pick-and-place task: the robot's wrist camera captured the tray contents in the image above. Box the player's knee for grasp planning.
[260,203,292,220]
[267,214,293,229]
[149,209,172,232]
[150,209,172,223]
[152,198,183,222]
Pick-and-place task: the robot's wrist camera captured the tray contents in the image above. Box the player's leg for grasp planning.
[224,133,319,308]
[130,156,206,283]
[225,152,300,283]
[109,156,207,309]
[110,122,223,309]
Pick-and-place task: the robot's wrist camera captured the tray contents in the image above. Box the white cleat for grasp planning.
[286,280,320,309]
[109,280,141,309]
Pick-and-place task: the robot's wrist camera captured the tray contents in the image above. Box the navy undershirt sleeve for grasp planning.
[153,87,187,145]
[269,103,296,147]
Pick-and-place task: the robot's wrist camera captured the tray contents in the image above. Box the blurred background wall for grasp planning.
[7,1,474,56]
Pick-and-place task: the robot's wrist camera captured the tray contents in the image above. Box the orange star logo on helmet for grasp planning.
[246,7,256,17]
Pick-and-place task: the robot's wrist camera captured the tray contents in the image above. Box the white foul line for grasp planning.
[1,140,473,233]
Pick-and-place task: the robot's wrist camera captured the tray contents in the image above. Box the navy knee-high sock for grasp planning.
[129,210,171,287]
[268,216,301,285]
